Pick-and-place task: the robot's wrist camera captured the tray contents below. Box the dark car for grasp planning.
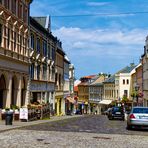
[108,106,124,120]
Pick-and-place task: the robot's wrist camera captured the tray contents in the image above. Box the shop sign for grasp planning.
[30,83,55,91]
[19,108,28,120]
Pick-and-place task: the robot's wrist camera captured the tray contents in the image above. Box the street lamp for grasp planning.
[135,85,140,106]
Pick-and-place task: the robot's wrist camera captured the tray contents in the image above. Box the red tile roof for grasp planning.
[82,75,96,79]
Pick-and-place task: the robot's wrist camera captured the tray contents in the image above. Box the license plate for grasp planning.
[139,116,148,119]
[116,112,121,114]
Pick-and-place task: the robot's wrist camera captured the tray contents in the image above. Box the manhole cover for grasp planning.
[44,142,50,145]
[93,136,111,140]
[37,139,44,142]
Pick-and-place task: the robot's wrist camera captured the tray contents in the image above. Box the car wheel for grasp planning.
[126,124,132,130]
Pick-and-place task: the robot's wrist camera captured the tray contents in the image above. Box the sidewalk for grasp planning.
[0,115,82,132]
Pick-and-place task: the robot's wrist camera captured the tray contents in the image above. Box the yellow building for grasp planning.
[0,0,32,109]
[78,75,96,114]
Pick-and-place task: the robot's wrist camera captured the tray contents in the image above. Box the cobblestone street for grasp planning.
[20,115,148,136]
[0,115,148,148]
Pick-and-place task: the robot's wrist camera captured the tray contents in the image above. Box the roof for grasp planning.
[90,83,103,86]
[104,75,115,83]
[91,75,105,85]
[116,64,136,74]
[81,75,96,79]
[74,80,81,86]
[78,81,89,86]
[33,17,46,28]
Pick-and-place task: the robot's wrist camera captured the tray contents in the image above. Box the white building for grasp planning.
[115,64,136,101]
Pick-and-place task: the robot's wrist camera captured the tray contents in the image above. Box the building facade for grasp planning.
[89,75,105,114]
[130,63,143,106]
[78,75,95,114]
[29,16,56,113]
[0,0,32,109]
[55,41,65,116]
[141,38,148,106]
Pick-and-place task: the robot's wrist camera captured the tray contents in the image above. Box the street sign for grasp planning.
[19,108,28,120]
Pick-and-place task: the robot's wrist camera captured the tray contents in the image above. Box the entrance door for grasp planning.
[0,91,3,108]
[0,75,6,109]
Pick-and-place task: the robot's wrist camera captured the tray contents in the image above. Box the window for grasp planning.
[0,24,2,46]
[23,8,27,23]
[43,40,47,57]
[7,28,10,48]
[127,79,129,84]
[30,63,34,79]
[124,90,128,97]
[20,35,22,53]
[59,74,61,86]
[48,45,50,59]
[37,65,40,80]
[30,33,34,49]
[123,79,125,84]
[52,47,55,60]
[36,38,40,53]
[12,0,16,14]
[43,64,47,79]
[55,73,57,85]
[4,0,10,9]
[18,3,22,19]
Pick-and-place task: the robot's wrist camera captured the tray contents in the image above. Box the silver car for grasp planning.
[127,107,148,130]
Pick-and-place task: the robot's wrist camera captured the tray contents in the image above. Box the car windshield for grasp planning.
[133,108,148,114]
[113,107,121,112]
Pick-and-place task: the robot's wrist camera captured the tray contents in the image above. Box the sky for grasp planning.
[30,0,148,79]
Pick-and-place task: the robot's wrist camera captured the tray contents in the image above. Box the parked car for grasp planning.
[127,107,148,130]
[108,106,124,120]
[104,108,112,115]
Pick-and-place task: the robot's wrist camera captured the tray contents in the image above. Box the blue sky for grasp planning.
[31,0,148,79]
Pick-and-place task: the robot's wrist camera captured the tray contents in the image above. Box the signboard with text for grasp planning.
[19,108,28,120]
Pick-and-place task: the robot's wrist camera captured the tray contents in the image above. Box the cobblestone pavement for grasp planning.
[20,115,148,136]
[0,115,148,148]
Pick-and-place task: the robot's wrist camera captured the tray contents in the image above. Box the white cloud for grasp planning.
[87,2,110,6]
[53,27,147,76]
[53,27,147,47]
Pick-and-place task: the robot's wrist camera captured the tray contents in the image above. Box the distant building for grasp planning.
[130,63,143,106]
[78,75,96,114]
[101,64,136,111]
[89,75,106,114]
[63,55,75,115]
[115,63,136,100]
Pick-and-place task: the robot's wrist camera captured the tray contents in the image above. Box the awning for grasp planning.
[66,97,75,104]
[99,100,112,105]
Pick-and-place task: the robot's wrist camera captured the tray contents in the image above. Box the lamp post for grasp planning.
[135,85,140,106]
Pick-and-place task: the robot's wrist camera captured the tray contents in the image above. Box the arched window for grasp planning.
[30,33,34,49]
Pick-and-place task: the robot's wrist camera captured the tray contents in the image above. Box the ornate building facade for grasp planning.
[0,0,32,109]
[29,16,56,112]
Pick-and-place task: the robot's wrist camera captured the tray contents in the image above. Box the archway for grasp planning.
[11,76,18,107]
[0,75,6,108]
